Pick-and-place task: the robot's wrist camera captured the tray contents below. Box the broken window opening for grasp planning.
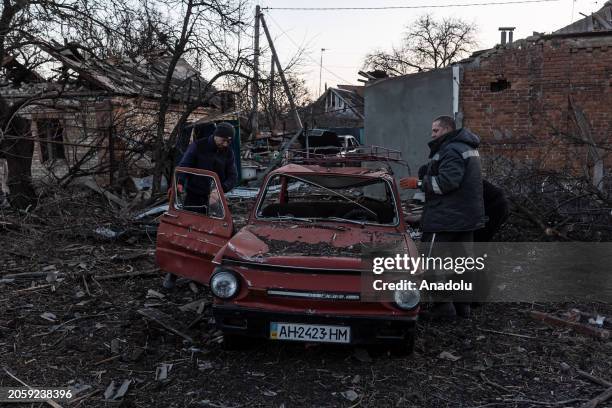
[174,170,224,218]
[37,119,66,162]
[490,79,511,92]
[257,174,398,225]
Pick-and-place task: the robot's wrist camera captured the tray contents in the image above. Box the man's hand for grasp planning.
[400,177,420,189]
[177,183,184,193]
[209,189,221,206]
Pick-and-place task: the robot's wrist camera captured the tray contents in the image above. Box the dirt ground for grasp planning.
[1,190,611,408]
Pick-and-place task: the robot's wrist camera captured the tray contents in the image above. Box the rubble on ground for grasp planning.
[1,183,611,407]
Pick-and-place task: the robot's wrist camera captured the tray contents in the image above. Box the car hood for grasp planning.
[221,223,412,270]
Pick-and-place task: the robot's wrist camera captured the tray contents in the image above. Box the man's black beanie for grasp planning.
[214,122,235,139]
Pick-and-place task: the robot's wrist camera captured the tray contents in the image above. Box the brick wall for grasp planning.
[460,34,612,184]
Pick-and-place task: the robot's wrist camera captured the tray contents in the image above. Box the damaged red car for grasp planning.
[156,155,420,353]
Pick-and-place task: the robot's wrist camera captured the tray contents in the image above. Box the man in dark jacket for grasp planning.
[178,121,238,195]
[475,180,509,242]
[401,116,485,319]
[163,122,238,289]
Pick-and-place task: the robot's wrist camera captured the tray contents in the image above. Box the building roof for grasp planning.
[331,87,364,118]
[12,40,220,106]
[554,1,612,35]
[337,84,364,98]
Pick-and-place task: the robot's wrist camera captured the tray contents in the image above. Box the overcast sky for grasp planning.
[255,0,604,96]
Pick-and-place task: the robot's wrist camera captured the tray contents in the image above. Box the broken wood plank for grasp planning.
[137,308,193,343]
[187,314,207,330]
[580,388,612,408]
[577,370,612,388]
[2,272,65,280]
[93,355,120,366]
[478,327,536,339]
[93,268,159,281]
[178,299,209,313]
[14,284,53,294]
[80,179,128,208]
[530,311,610,339]
[110,251,153,262]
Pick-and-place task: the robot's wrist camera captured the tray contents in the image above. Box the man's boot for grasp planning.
[419,302,457,321]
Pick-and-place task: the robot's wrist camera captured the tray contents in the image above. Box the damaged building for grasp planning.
[0,41,235,191]
[365,2,612,191]
[271,85,364,139]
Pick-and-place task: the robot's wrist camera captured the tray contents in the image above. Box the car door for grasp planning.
[156,167,233,285]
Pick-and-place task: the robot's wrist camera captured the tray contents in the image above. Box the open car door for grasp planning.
[156,167,233,285]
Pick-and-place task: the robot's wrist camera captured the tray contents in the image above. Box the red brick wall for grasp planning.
[460,34,612,180]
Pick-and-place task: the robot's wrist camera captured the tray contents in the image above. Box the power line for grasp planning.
[262,0,559,10]
[265,14,355,86]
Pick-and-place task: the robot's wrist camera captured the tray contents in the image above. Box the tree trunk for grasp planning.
[0,101,36,208]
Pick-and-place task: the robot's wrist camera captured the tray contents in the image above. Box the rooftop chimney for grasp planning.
[499,27,516,46]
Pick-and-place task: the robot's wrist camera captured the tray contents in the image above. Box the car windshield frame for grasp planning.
[254,172,400,227]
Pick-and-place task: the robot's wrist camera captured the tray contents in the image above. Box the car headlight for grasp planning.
[394,289,420,310]
[210,270,240,299]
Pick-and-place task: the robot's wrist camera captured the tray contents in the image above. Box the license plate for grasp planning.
[270,322,350,343]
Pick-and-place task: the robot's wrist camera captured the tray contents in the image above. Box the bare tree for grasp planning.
[0,0,158,207]
[0,0,252,203]
[259,72,311,132]
[364,14,478,75]
[150,0,251,195]
[0,0,77,208]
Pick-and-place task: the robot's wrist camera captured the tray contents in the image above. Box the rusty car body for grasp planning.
[156,152,420,352]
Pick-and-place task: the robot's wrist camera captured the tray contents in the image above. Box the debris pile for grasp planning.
[485,159,612,241]
[1,180,611,407]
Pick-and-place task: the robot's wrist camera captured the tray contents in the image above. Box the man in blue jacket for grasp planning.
[163,122,238,289]
[401,116,485,319]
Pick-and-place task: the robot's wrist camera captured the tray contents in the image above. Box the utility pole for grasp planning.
[258,12,304,181]
[250,5,260,140]
[318,48,326,97]
[268,57,275,131]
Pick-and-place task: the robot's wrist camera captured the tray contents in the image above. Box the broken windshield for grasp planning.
[256,173,398,225]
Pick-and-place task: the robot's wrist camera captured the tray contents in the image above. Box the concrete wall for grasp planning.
[364,68,454,190]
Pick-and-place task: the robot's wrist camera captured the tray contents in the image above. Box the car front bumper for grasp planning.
[213,305,416,345]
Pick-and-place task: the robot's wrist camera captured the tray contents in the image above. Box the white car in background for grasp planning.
[338,135,360,155]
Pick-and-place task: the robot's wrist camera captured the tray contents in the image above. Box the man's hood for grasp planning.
[428,128,480,156]
[453,128,480,148]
